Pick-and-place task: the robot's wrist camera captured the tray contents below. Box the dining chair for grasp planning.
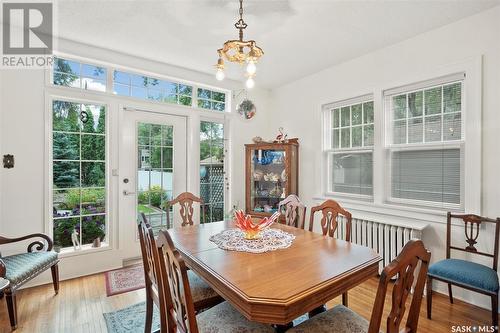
[278,194,306,229]
[138,218,169,333]
[288,239,431,333]
[156,229,275,333]
[138,216,223,332]
[309,199,352,307]
[165,192,206,227]
[427,212,500,330]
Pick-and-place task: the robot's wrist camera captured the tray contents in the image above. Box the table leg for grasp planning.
[273,322,293,333]
[308,304,327,318]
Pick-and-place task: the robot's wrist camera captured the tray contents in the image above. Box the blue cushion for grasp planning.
[428,258,499,293]
[2,252,58,288]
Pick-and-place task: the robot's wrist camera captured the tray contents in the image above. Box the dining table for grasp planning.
[167,220,382,325]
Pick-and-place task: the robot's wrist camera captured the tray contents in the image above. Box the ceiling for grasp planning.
[56,0,500,89]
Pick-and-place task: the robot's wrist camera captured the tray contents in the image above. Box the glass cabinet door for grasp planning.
[250,148,288,214]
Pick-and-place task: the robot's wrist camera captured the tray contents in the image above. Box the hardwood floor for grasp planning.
[0,272,494,333]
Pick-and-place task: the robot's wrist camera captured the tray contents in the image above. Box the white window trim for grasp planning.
[45,53,233,256]
[44,94,112,256]
[322,94,374,200]
[318,56,482,222]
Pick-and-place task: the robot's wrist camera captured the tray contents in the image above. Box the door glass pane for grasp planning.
[137,122,174,233]
[200,121,225,223]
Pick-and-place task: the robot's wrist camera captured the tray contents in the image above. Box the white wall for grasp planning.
[269,6,500,310]
[0,38,273,285]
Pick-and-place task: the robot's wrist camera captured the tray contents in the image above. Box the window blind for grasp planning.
[391,148,461,205]
[331,152,373,195]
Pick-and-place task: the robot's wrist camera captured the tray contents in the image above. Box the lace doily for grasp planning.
[209,228,295,253]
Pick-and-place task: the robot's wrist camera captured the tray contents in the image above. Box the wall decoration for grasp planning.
[237,99,257,119]
[3,154,14,169]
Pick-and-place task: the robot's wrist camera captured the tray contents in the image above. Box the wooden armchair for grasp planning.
[0,233,59,330]
[427,212,500,330]
[288,240,431,333]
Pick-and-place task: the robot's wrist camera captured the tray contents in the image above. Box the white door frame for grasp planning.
[118,103,188,260]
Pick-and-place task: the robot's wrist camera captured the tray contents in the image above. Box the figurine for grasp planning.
[274,127,288,143]
[71,228,81,250]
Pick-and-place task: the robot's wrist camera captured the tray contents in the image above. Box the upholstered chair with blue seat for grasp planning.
[427,212,500,331]
[0,233,59,330]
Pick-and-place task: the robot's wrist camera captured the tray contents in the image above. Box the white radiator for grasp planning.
[334,216,424,273]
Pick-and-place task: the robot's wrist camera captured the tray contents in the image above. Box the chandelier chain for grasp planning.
[234,0,247,41]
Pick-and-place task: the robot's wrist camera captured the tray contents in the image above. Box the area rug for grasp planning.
[105,264,145,297]
[103,301,308,332]
[103,302,159,333]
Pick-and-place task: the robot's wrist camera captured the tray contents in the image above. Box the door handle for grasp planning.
[123,190,136,196]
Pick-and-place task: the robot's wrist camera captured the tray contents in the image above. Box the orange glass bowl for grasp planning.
[234,210,280,240]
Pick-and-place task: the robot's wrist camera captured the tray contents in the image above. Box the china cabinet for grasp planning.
[245,142,299,217]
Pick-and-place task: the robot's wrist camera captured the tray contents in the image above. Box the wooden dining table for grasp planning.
[168,220,382,325]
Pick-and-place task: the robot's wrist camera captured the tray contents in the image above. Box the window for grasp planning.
[325,97,374,196]
[113,70,193,106]
[52,100,107,250]
[53,57,107,92]
[385,73,464,208]
[200,121,225,222]
[197,88,226,111]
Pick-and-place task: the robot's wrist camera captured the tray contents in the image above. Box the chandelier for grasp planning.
[215,0,264,89]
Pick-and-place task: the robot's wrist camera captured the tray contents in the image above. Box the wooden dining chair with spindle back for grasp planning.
[138,215,223,332]
[288,239,431,333]
[278,194,307,229]
[427,212,500,331]
[138,216,169,332]
[156,229,275,333]
[165,192,206,227]
[309,199,352,307]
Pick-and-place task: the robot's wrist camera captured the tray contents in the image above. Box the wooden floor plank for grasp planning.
[0,272,494,333]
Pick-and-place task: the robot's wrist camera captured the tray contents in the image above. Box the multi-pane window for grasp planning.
[197,88,226,112]
[391,82,462,144]
[326,99,374,196]
[53,57,107,92]
[386,75,464,207]
[52,100,106,250]
[137,123,174,231]
[200,121,225,223]
[113,70,193,106]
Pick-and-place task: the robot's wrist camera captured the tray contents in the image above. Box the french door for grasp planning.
[119,107,187,256]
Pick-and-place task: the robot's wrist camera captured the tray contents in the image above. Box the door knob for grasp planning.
[123,190,136,196]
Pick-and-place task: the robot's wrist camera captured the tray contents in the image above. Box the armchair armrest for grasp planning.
[0,259,5,278]
[0,233,54,253]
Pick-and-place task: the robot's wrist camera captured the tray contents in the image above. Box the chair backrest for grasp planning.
[446,212,500,271]
[308,199,352,241]
[138,214,169,331]
[157,229,199,333]
[278,194,306,229]
[368,240,431,333]
[166,192,206,227]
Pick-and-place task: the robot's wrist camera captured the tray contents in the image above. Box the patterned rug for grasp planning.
[103,302,159,333]
[103,301,308,333]
[105,264,145,297]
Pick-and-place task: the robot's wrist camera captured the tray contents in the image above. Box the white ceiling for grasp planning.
[56,0,500,89]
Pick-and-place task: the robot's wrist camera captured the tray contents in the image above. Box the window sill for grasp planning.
[55,243,112,258]
[313,194,453,230]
